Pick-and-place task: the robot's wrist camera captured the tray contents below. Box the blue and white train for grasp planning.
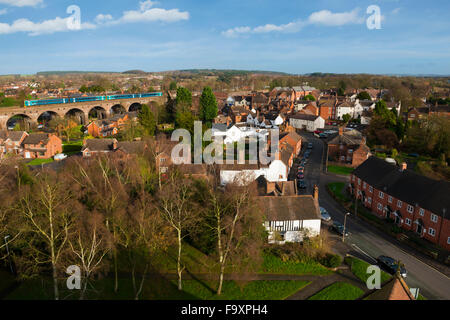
[24,92,163,107]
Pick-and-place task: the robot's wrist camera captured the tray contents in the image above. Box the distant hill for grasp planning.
[122,70,148,75]
[36,71,118,76]
[171,69,290,76]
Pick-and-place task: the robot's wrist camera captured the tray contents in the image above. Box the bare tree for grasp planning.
[17,171,75,300]
[203,175,264,296]
[67,156,132,293]
[67,210,112,300]
[158,172,199,291]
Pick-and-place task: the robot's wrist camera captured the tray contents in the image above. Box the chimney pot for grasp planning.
[313,185,319,201]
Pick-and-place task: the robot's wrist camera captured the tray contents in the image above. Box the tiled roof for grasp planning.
[23,133,50,145]
[83,139,117,152]
[364,276,415,300]
[353,157,450,217]
[258,196,320,221]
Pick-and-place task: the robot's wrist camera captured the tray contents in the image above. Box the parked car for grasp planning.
[314,130,323,134]
[297,180,307,189]
[308,143,313,149]
[319,133,328,139]
[297,173,305,180]
[320,207,332,222]
[376,256,407,278]
[329,221,349,237]
[298,167,304,173]
[54,153,68,161]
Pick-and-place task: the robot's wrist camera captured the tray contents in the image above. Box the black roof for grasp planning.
[353,157,450,217]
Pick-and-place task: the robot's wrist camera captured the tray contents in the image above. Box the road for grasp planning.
[293,132,450,300]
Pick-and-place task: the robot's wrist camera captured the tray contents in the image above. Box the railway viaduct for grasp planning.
[0,95,165,129]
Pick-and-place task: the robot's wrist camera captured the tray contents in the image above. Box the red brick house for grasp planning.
[87,113,130,138]
[327,128,370,167]
[0,131,28,158]
[350,157,450,250]
[279,131,302,157]
[22,133,62,159]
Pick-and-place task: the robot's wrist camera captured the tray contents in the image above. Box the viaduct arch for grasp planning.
[0,95,164,130]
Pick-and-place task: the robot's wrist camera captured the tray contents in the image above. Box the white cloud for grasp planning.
[392,8,401,15]
[0,0,43,7]
[120,7,189,23]
[0,17,95,36]
[94,1,189,27]
[0,8,7,15]
[0,1,188,36]
[308,9,364,26]
[223,8,365,37]
[139,0,158,11]
[95,14,113,24]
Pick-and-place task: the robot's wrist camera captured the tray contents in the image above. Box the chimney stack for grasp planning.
[313,185,319,201]
[401,162,407,172]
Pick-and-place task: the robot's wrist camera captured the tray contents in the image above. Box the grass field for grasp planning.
[327,165,354,175]
[344,256,392,283]
[260,254,333,276]
[327,182,351,202]
[26,158,54,166]
[308,282,364,300]
[177,280,310,300]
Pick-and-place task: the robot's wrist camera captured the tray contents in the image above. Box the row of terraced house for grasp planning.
[350,157,450,250]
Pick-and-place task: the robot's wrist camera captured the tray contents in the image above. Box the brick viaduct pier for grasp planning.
[0,95,165,129]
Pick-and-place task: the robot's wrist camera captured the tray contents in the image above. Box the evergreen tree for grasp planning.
[176,87,192,113]
[199,86,218,124]
[138,104,156,136]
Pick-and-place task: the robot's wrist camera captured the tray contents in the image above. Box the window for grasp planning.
[369,186,373,193]
[407,205,414,214]
[447,237,450,245]
[428,228,436,237]
[377,203,383,210]
[405,218,411,226]
[379,191,384,199]
[363,182,366,189]
[358,178,361,185]
[419,208,425,216]
[431,214,438,223]
[348,149,354,154]
[368,197,372,204]
[397,200,402,208]
[388,196,392,203]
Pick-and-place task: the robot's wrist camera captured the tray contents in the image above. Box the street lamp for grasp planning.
[343,212,351,242]
[4,235,14,274]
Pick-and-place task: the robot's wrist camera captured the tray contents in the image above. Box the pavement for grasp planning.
[293,131,450,300]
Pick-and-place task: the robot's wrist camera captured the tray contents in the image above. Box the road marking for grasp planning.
[351,243,378,263]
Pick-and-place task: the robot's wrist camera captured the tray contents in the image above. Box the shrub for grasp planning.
[321,253,342,268]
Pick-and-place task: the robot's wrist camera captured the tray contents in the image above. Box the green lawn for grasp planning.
[327,165,354,175]
[260,253,333,276]
[5,275,309,301]
[26,158,54,166]
[176,280,311,300]
[344,256,391,284]
[327,182,351,202]
[308,282,364,300]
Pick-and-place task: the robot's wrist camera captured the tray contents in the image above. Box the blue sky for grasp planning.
[0,0,449,75]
